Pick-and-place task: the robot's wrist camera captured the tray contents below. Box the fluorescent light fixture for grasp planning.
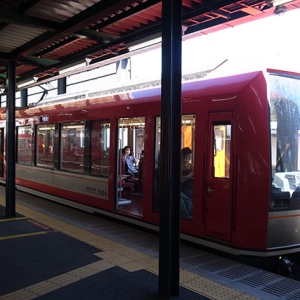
[38,127,55,130]
[59,62,86,75]
[128,37,162,52]
[272,0,294,6]
[18,79,35,89]
[85,56,93,65]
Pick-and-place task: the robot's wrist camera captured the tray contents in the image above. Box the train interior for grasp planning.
[116,117,145,217]
[116,114,197,220]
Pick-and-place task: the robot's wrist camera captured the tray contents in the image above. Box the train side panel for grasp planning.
[234,71,270,250]
[3,70,300,257]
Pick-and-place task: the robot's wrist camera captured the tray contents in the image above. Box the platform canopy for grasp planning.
[0,0,299,90]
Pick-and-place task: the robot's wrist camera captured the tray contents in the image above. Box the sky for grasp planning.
[130,7,300,80]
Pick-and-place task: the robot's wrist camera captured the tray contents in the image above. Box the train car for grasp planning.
[1,69,300,259]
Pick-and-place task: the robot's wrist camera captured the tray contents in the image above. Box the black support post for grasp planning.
[158,0,182,298]
[6,59,16,217]
[58,77,67,94]
[20,89,28,108]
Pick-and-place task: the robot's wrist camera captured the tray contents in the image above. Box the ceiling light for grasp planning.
[0,85,6,94]
[85,57,92,65]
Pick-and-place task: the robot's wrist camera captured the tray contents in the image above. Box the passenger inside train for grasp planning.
[181,147,194,199]
[122,145,139,178]
[180,147,194,219]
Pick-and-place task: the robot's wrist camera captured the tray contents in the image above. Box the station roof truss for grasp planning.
[0,0,299,89]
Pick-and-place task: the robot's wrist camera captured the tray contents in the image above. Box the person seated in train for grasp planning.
[180,192,193,220]
[181,147,194,199]
[122,145,138,178]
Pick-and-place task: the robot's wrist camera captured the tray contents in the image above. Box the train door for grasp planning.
[205,112,233,241]
[152,114,195,221]
[116,117,145,217]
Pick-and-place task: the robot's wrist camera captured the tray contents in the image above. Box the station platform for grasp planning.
[1,187,300,299]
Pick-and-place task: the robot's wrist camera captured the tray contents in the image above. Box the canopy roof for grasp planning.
[0,0,299,88]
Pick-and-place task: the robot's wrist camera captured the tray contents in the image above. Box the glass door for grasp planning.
[205,112,233,241]
[116,117,145,217]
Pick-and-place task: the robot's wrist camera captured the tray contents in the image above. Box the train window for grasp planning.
[36,125,55,167]
[269,73,300,200]
[60,123,85,173]
[17,126,33,165]
[118,117,145,157]
[91,121,110,177]
[153,114,195,220]
[213,124,231,178]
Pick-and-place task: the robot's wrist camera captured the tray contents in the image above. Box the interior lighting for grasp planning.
[38,127,55,130]
[63,125,84,129]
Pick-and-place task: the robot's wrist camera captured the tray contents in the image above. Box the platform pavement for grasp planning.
[0,190,262,300]
[0,199,217,300]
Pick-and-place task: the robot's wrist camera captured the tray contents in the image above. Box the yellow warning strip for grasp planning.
[0,230,49,241]
[0,217,27,222]
[0,195,259,300]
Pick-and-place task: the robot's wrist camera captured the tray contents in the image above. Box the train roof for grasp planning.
[30,70,263,107]
[4,68,298,119]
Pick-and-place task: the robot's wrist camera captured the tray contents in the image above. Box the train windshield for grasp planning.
[269,72,300,209]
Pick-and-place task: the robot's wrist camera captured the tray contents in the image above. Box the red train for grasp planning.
[1,69,300,258]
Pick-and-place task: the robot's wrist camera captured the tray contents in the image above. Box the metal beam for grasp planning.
[0,9,60,31]
[16,0,152,58]
[5,60,16,218]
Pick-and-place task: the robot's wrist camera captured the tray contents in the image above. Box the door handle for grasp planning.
[207,186,214,193]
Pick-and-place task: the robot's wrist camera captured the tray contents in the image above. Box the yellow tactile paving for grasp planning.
[0,289,35,300]
[143,258,159,275]
[183,278,244,300]
[232,294,260,300]
[0,261,115,300]
[0,216,27,222]
[180,269,209,284]
[0,197,260,300]
[0,230,49,241]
